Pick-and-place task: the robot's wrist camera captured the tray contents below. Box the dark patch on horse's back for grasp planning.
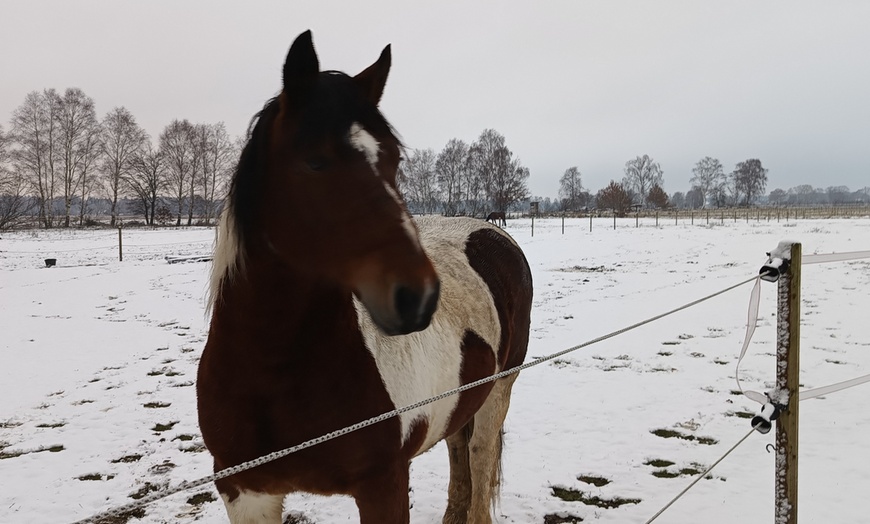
[443,330,498,438]
[464,228,532,370]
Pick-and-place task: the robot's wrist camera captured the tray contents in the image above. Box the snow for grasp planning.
[1,217,869,523]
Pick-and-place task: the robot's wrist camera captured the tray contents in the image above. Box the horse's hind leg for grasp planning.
[219,489,284,524]
[467,373,519,524]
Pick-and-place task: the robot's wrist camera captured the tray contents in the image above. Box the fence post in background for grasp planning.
[589,214,593,232]
[655,211,659,227]
[613,213,616,230]
[775,242,801,524]
[562,215,565,235]
[636,213,639,228]
[675,210,678,226]
[531,215,534,237]
[118,227,123,262]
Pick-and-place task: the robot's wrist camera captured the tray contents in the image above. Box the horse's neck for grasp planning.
[211,252,354,358]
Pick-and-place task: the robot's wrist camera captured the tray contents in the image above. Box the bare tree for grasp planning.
[100,107,147,226]
[10,90,63,227]
[57,88,101,227]
[731,158,768,206]
[670,191,685,209]
[826,185,850,205]
[160,119,195,226]
[690,157,725,208]
[400,148,439,214]
[469,129,528,214]
[195,123,236,225]
[595,180,633,216]
[559,166,585,212]
[0,124,35,229]
[685,187,705,209]
[623,154,663,208]
[435,139,468,216]
[768,188,787,205]
[128,140,165,225]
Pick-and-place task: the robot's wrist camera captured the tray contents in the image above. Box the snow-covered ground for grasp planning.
[1,217,868,524]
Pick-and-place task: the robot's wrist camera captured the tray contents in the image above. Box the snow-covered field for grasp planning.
[1,217,868,524]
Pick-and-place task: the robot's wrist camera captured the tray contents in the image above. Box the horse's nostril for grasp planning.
[394,285,422,326]
[393,281,439,334]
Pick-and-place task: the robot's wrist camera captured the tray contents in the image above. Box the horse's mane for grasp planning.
[208,96,280,310]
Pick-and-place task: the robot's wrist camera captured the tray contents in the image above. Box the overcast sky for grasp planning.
[2,1,868,198]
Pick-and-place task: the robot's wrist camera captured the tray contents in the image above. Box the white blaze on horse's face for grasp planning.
[348,122,380,171]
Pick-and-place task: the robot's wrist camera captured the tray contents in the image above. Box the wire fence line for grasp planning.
[61,247,870,524]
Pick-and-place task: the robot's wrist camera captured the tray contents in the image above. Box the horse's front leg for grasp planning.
[353,463,411,524]
[218,487,285,524]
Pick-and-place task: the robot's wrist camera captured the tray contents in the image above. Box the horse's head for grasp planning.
[225,31,439,336]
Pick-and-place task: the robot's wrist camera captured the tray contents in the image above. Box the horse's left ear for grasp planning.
[353,45,391,106]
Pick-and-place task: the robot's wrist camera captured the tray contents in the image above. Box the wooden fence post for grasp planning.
[531,215,534,237]
[118,227,123,262]
[775,242,801,524]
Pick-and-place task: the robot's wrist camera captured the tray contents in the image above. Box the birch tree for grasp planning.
[160,119,195,226]
[57,88,101,227]
[435,139,468,216]
[10,90,63,227]
[559,166,584,211]
[622,154,663,208]
[128,140,165,226]
[690,156,725,208]
[100,107,147,226]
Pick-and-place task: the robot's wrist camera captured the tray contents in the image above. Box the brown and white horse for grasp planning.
[485,211,507,227]
[197,31,532,524]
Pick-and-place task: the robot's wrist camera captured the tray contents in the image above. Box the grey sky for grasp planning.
[2,1,868,199]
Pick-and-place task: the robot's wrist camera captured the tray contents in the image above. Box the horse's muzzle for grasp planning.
[389,279,440,335]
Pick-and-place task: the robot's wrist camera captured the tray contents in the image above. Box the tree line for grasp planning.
[0,88,240,229]
[398,129,530,217]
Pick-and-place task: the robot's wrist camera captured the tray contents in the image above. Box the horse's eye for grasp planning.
[305,157,328,172]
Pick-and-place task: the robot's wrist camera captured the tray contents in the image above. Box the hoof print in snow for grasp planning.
[576,475,610,487]
[180,442,207,453]
[143,401,171,409]
[36,422,66,428]
[129,482,163,500]
[93,507,146,524]
[149,461,176,475]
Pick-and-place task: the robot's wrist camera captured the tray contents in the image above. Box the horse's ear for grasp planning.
[283,30,320,98]
[353,45,391,106]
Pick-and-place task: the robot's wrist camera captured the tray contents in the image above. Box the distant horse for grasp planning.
[197,31,533,524]
[485,211,507,227]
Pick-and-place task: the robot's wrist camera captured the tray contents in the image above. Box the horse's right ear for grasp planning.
[282,30,320,99]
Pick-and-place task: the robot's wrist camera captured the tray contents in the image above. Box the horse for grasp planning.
[485,211,506,227]
[197,31,533,524]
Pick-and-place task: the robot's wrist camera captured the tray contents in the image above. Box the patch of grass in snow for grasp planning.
[657,351,673,356]
[72,399,95,405]
[283,513,316,524]
[0,444,64,460]
[173,434,196,442]
[577,475,610,487]
[111,453,143,463]
[129,482,162,500]
[660,341,681,346]
[151,421,178,432]
[644,459,675,468]
[36,422,66,428]
[187,491,216,505]
[650,428,718,445]
[180,442,207,453]
[0,421,22,428]
[143,401,171,408]
[550,486,641,508]
[149,461,176,474]
[544,514,584,523]
[77,473,116,481]
[726,410,754,419]
[93,507,146,524]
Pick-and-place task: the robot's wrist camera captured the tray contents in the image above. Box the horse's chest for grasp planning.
[354,246,501,454]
